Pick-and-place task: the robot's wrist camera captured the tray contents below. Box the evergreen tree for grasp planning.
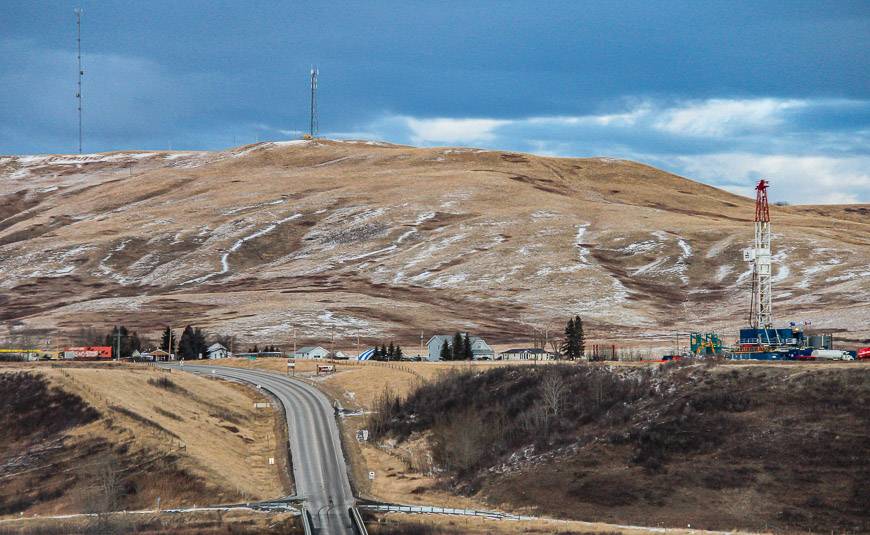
[193,327,208,359]
[130,331,142,353]
[439,340,450,361]
[387,341,395,360]
[252,344,259,353]
[451,332,464,361]
[462,333,473,360]
[574,315,585,359]
[380,344,388,360]
[561,317,580,359]
[395,345,403,359]
[178,325,196,359]
[160,327,176,354]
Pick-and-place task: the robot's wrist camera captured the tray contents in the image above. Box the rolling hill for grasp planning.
[1,140,868,348]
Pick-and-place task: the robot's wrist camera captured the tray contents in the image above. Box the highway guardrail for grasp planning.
[349,507,369,535]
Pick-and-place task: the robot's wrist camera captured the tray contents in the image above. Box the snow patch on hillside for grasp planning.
[184,213,302,284]
[574,224,591,264]
[223,198,286,215]
[677,238,692,258]
[705,236,734,258]
[619,240,659,255]
[716,265,733,283]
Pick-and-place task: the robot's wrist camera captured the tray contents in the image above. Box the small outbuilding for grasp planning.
[207,343,229,359]
[293,346,330,359]
[150,349,173,362]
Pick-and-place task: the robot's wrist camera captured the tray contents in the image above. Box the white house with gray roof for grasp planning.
[293,346,329,359]
[426,334,494,361]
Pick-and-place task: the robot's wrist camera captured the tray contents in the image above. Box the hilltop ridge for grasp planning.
[1,140,868,347]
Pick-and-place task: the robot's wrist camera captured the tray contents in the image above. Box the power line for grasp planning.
[74,7,84,154]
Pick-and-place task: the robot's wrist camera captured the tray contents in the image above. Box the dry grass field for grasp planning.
[0,509,301,534]
[0,362,289,518]
[364,511,745,535]
[2,140,868,350]
[212,357,870,531]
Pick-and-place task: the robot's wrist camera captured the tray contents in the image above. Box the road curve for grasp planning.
[181,365,354,534]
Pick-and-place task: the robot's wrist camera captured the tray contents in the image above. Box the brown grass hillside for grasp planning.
[0,363,288,518]
[1,140,868,349]
[367,361,870,533]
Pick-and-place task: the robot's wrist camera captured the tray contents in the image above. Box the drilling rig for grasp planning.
[746,179,772,330]
[731,179,811,359]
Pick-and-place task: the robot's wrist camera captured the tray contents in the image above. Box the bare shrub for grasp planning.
[541,370,568,417]
[147,376,187,395]
[77,454,123,515]
[367,386,401,440]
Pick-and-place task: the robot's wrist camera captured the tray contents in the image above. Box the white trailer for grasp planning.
[811,350,853,361]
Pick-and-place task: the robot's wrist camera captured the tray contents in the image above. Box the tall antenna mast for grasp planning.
[309,66,318,139]
[75,7,83,154]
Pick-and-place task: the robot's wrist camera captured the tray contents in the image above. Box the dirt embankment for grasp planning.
[368,362,870,533]
[0,364,290,518]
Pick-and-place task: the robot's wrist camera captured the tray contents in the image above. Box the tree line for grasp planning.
[246,344,282,354]
[440,332,475,361]
[372,341,404,361]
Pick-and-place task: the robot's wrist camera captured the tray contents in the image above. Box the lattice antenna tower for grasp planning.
[75,7,84,153]
[309,66,318,138]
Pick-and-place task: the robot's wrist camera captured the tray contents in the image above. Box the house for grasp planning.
[426,334,495,361]
[293,346,330,359]
[498,347,556,361]
[207,343,229,359]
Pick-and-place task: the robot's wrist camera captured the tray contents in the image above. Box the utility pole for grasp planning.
[293,328,297,353]
[74,7,83,154]
[114,327,121,360]
[419,330,424,358]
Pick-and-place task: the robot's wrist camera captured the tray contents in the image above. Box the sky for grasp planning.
[2,1,869,204]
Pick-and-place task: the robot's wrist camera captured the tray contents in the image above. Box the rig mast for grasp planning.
[746,179,772,329]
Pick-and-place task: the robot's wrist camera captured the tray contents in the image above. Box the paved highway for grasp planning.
[181,365,355,534]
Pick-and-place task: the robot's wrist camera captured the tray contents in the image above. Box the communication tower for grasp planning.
[309,66,318,139]
[75,7,84,153]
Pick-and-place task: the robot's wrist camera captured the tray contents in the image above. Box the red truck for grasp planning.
[858,347,870,360]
